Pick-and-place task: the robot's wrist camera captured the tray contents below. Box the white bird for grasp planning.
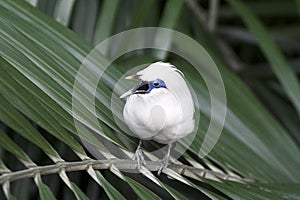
[120,61,195,174]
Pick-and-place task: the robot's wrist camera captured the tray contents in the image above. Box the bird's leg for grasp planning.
[157,142,174,175]
[132,140,146,169]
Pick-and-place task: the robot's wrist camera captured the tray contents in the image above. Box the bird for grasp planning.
[120,61,195,174]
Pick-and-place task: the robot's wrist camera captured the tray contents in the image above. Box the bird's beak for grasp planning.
[120,74,141,98]
[125,74,140,80]
[120,89,132,99]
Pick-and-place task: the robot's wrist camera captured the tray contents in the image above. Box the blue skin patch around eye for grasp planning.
[132,79,167,94]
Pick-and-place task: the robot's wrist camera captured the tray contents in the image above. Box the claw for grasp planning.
[157,143,175,175]
[157,154,170,175]
[132,140,146,169]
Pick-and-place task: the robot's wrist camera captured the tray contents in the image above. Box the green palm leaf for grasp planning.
[0,0,299,199]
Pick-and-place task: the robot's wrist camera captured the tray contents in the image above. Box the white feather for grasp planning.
[122,61,195,144]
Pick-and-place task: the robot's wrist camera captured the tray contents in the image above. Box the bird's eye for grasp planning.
[153,82,160,86]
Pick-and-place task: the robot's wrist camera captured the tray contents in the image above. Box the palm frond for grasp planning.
[0,0,299,199]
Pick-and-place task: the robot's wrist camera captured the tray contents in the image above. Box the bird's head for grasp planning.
[120,61,183,98]
[129,79,167,95]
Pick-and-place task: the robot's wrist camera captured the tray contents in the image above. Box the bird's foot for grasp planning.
[132,147,146,170]
[157,155,170,175]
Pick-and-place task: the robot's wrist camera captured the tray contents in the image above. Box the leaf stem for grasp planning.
[0,159,254,184]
